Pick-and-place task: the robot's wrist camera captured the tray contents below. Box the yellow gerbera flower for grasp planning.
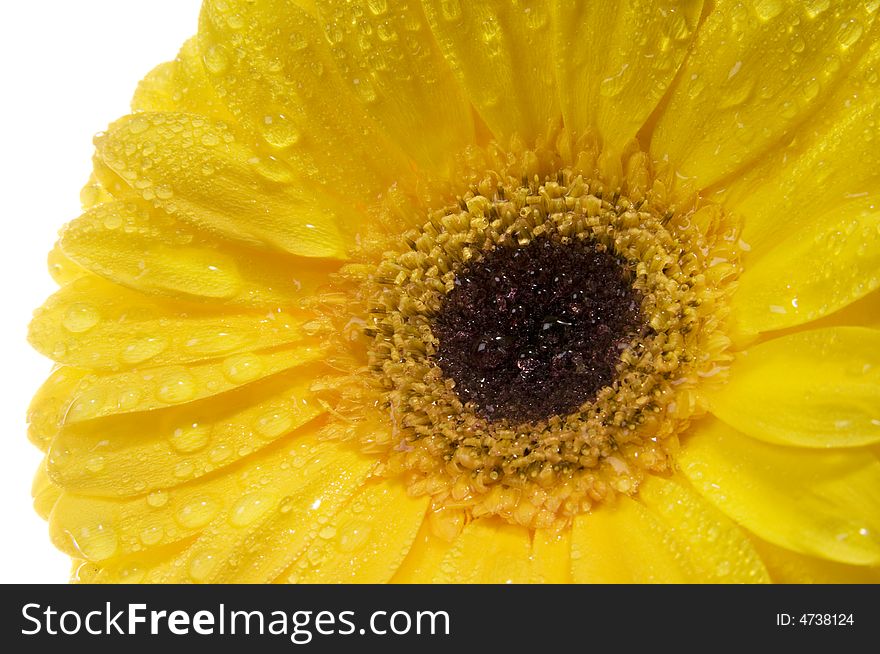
[28,0,880,584]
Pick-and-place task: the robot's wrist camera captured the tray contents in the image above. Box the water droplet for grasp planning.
[85,456,105,473]
[62,303,100,333]
[222,353,264,384]
[352,77,378,104]
[203,45,230,74]
[127,116,150,135]
[118,564,145,583]
[120,336,168,365]
[318,525,337,540]
[72,524,118,560]
[836,19,863,49]
[229,493,271,527]
[157,370,196,403]
[169,422,211,453]
[175,496,219,529]
[174,461,195,479]
[439,0,462,22]
[201,132,221,147]
[802,77,820,101]
[366,0,388,16]
[139,525,164,546]
[255,408,294,439]
[208,443,232,464]
[279,496,295,514]
[804,0,830,18]
[338,521,372,552]
[146,490,168,508]
[259,113,301,149]
[189,549,219,582]
[752,0,783,21]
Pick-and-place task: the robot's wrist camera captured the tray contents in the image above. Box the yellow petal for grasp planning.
[315,0,474,174]
[132,38,232,120]
[651,0,878,189]
[95,114,352,258]
[30,277,310,371]
[63,343,325,423]
[680,418,880,565]
[198,0,415,202]
[752,537,880,583]
[722,38,880,239]
[48,370,325,496]
[552,0,703,153]
[708,327,880,448]
[638,476,770,583]
[571,495,690,583]
[731,196,880,336]
[531,528,571,583]
[27,367,88,451]
[33,462,62,521]
[47,244,88,287]
[48,432,372,573]
[285,480,429,583]
[390,508,463,583]
[422,0,559,142]
[149,440,374,583]
[433,518,532,583]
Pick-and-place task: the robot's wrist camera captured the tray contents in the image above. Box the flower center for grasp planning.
[433,236,645,423]
[327,141,742,529]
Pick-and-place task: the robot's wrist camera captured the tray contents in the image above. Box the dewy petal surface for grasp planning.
[29,277,311,371]
[95,115,353,258]
[651,0,878,189]
[47,371,326,496]
[432,519,533,583]
[680,419,880,566]
[571,495,689,583]
[422,0,559,142]
[132,38,234,120]
[571,477,768,583]
[707,327,880,448]
[723,40,880,334]
[198,0,417,201]
[552,0,703,153]
[315,0,475,175]
[283,480,429,583]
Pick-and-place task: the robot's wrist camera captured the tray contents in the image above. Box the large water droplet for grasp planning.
[259,113,301,149]
[169,422,211,454]
[120,336,168,365]
[189,549,219,582]
[203,44,230,74]
[71,524,118,560]
[229,492,272,527]
[175,496,219,529]
[157,370,197,403]
[836,19,863,49]
[222,353,264,384]
[255,408,294,439]
[752,0,783,21]
[62,303,100,333]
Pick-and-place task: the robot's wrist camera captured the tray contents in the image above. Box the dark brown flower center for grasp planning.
[433,237,645,423]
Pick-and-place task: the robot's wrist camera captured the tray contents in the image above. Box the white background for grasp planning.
[0,0,203,583]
